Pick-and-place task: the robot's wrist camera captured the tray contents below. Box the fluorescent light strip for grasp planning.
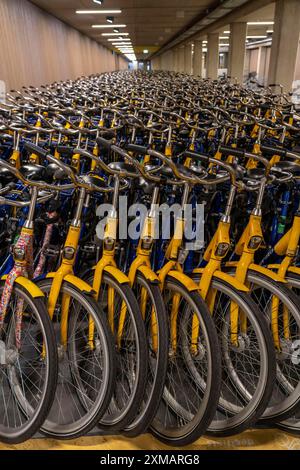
[76,10,121,14]
[101,33,129,36]
[247,35,267,39]
[223,31,230,34]
[247,21,274,25]
[92,24,126,28]
[219,36,229,39]
[219,43,229,46]
[108,38,131,41]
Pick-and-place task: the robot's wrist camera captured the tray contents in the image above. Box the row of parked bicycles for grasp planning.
[0,70,299,446]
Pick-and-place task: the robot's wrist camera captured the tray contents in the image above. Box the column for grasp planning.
[207,33,219,79]
[179,45,185,73]
[193,39,203,77]
[184,43,192,74]
[174,48,180,72]
[268,0,300,91]
[228,22,247,84]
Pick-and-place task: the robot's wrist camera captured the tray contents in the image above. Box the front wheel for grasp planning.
[36,278,115,440]
[0,281,58,444]
[191,274,276,437]
[150,276,222,446]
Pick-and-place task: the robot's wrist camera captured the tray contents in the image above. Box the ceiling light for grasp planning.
[113,28,119,33]
[101,32,129,36]
[219,43,229,46]
[93,0,103,4]
[106,16,114,23]
[223,30,230,34]
[109,39,131,42]
[246,35,267,39]
[267,30,274,33]
[247,21,274,25]
[92,24,126,28]
[143,49,149,54]
[76,10,121,14]
[219,36,229,39]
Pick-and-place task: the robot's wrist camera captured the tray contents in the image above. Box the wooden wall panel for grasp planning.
[0,0,128,91]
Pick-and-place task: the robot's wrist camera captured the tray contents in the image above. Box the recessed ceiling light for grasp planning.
[267,30,273,33]
[93,0,103,4]
[113,28,119,33]
[219,36,229,39]
[101,32,129,36]
[246,35,267,39]
[106,16,114,23]
[223,30,230,33]
[92,24,126,28]
[219,43,229,46]
[247,21,274,25]
[143,49,149,54]
[76,10,121,14]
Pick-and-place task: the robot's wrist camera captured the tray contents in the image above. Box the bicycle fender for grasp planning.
[46,272,95,294]
[1,275,45,298]
[248,264,287,283]
[103,266,129,284]
[212,271,249,292]
[137,265,159,284]
[167,271,199,292]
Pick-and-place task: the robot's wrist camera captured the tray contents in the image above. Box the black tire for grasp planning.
[36,278,116,439]
[239,270,300,422]
[191,274,276,437]
[150,276,222,446]
[276,272,300,435]
[85,271,148,431]
[123,273,169,437]
[0,281,58,444]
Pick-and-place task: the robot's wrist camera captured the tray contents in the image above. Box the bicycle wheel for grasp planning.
[36,278,115,439]
[238,270,300,422]
[123,272,168,437]
[85,271,148,431]
[150,276,221,446]
[0,281,58,444]
[275,272,300,434]
[191,274,276,437]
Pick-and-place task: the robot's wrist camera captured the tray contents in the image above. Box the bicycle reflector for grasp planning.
[215,242,230,257]
[248,236,262,250]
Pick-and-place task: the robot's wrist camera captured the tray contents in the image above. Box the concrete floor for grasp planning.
[1,429,300,451]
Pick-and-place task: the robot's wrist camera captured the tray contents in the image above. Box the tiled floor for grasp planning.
[1,429,300,451]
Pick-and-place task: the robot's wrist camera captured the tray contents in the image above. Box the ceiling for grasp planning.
[30,0,219,60]
[30,0,275,61]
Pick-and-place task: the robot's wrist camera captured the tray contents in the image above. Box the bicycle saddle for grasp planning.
[19,163,48,181]
[108,161,140,176]
[0,167,18,185]
[273,161,300,176]
[81,173,108,190]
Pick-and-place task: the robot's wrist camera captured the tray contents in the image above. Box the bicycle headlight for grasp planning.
[63,246,75,260]
[248,236,262,250]
[141,236,153,250]
[215,242,230,257]
[13,246,25,261]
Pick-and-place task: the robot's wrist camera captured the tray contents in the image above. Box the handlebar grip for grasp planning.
[219,146,245,158]
[56,145,75,156]
[24,142,48,159]
[260,145,287,158]
[96,137,113,150]
[126,144,148,155]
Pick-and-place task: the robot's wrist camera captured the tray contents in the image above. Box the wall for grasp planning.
[0,0,128,92]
